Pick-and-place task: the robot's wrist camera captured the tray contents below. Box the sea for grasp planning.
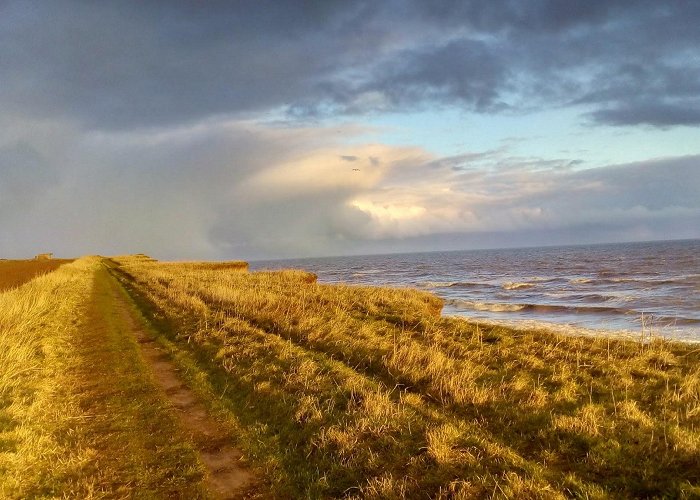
[250,240,700,341]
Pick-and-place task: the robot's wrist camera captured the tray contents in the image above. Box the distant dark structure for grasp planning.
[35,253,53,260]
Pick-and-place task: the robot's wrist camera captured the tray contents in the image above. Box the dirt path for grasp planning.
[104,273,259,499]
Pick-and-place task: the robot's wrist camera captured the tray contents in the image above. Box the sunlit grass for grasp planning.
[113,255,700,498]
[0,258,207,498]
[1,258,102,496]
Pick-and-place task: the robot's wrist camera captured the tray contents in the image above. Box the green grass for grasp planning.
[112,256,700,499]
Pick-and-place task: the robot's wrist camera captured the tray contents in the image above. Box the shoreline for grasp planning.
[254,240,700,343]
[446,312,700,344]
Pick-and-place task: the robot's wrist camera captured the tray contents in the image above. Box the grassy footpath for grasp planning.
[0,258,208,498]
[112,256,700,499]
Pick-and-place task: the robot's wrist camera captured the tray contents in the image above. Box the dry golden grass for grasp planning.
[1,258,104,496]
[158,260,249,271]
[0,257,207,498]
[112,256,700,498]
[0,259,73,291]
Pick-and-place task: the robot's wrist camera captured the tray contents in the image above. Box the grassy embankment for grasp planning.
[112,256,700,499]
[0,257,208,498]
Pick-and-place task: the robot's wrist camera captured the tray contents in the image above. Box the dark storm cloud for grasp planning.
[577,61,700,126]
[588,102,700,127]
[0,1,372,128]
[339,38,509,114]
[1,0,699,129]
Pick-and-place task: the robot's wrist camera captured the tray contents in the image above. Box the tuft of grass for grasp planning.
[112,255,700,498]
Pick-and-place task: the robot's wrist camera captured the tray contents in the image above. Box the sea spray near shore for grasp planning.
[252,239,700,340]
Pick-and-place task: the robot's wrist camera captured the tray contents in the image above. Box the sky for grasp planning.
[1,0,699,260]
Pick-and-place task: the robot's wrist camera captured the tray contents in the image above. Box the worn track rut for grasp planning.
[105,274,258,499]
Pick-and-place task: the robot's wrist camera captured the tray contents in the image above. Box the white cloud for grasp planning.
[337,152,700,244]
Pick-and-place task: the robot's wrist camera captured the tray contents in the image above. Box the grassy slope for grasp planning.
[112,257,700,499]
[0,258,208,498]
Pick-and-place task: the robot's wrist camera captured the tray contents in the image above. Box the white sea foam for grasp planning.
[448,299,526,312]
[570,277,593,284]
[423,281,459,288]
[444,314,700,343]
[502,281,535,290]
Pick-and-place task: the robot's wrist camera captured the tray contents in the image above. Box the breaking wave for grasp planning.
[447,299,631,316]
[447,299,527,312]
[421,281,488,289]
[570,277,593,284]
[502,282,536,290]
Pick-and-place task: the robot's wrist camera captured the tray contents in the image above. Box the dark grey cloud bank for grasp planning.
[2,0,699,128]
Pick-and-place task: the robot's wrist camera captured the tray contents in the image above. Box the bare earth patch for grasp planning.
[107,277,259,499]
